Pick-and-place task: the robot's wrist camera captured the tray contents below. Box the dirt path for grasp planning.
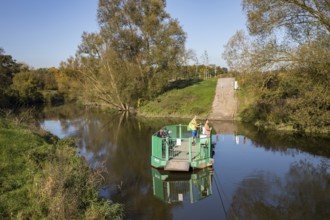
[208,78,238,120]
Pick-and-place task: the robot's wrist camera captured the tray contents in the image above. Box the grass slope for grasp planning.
[0,117,123,219]
[139,78,217,118]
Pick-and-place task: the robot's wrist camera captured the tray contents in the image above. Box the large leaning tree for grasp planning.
[62,0,186,111]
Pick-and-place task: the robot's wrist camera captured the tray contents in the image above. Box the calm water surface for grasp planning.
[40,105,330,220]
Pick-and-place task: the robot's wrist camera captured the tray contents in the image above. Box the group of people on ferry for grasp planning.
[189,115,212,145]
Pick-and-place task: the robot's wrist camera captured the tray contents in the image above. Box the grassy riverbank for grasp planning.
[139,72,328,134]
[139,78,217,119]
[0,117,123,219]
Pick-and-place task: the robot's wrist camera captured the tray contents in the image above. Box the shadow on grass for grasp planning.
[165,78,202,91]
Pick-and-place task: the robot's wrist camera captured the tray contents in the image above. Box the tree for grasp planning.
[58,58,82,102]
[222,30,253,72]
[11,71,44,105]
[242,0,330,41]
[245,0,330,73]
[180,49,196,79]
[69,0,186,110]
[233,0,330,72]
[0,48,21,107]
[0,48,20,89]
[201,50,209,79]
[224,1,330,132]
[35,68,58,90]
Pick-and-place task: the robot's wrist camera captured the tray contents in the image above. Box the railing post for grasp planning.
[189,138,192,162]
[151,136,154,157]
[208,136,211,158]
[166,137,169,160]
[179,124,182,139]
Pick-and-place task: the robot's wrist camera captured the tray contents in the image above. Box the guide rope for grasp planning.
[213,170,239,220]
[213,170,229,220]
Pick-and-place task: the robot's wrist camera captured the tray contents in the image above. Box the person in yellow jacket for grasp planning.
[189,115,199,144]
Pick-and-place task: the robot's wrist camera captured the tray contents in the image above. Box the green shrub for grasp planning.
[237,71,329,133]
[0,119,124,219]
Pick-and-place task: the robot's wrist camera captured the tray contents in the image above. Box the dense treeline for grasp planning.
[224,0,329,133]
[0,49,67,108]
[0,48,225,111]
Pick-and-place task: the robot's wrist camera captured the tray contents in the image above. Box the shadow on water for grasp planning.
[39,105,330,220]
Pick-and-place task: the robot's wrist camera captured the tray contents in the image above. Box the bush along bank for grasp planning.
[236,71,329,134]
[0,117,123,219]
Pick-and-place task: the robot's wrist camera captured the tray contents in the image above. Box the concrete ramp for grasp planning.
[209,78,238,120]
[164,160,190,172]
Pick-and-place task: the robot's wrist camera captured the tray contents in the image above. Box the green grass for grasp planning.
[139,78,217,119]
[0,117,123,219]
[0,119,48,218]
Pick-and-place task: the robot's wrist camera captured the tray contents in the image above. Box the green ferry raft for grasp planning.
[151,124,214,171]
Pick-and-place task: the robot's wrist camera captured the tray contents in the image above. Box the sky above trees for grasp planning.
[0,0,246,68]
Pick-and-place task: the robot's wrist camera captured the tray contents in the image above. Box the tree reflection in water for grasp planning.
[228,160,330,220]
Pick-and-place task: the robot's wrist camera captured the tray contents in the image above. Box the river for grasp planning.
[39,105,330,220]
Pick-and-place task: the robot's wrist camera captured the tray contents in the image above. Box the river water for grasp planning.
[40,105,330,220]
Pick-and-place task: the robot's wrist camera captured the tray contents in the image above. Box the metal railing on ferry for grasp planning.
[151,124,211,163]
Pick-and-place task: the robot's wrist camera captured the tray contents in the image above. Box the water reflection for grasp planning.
[39,105,330,220]
[228,160,330,220]
[151,168,213,204]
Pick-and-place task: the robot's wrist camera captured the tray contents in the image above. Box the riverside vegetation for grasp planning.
[222,0,329,134]
[139,72,329,134]
[0,115,123,219]
[0,0,329,217]
[236,71,329,133]
[2,0,327,133]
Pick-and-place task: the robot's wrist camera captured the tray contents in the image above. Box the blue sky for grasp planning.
[0,0,246,68]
